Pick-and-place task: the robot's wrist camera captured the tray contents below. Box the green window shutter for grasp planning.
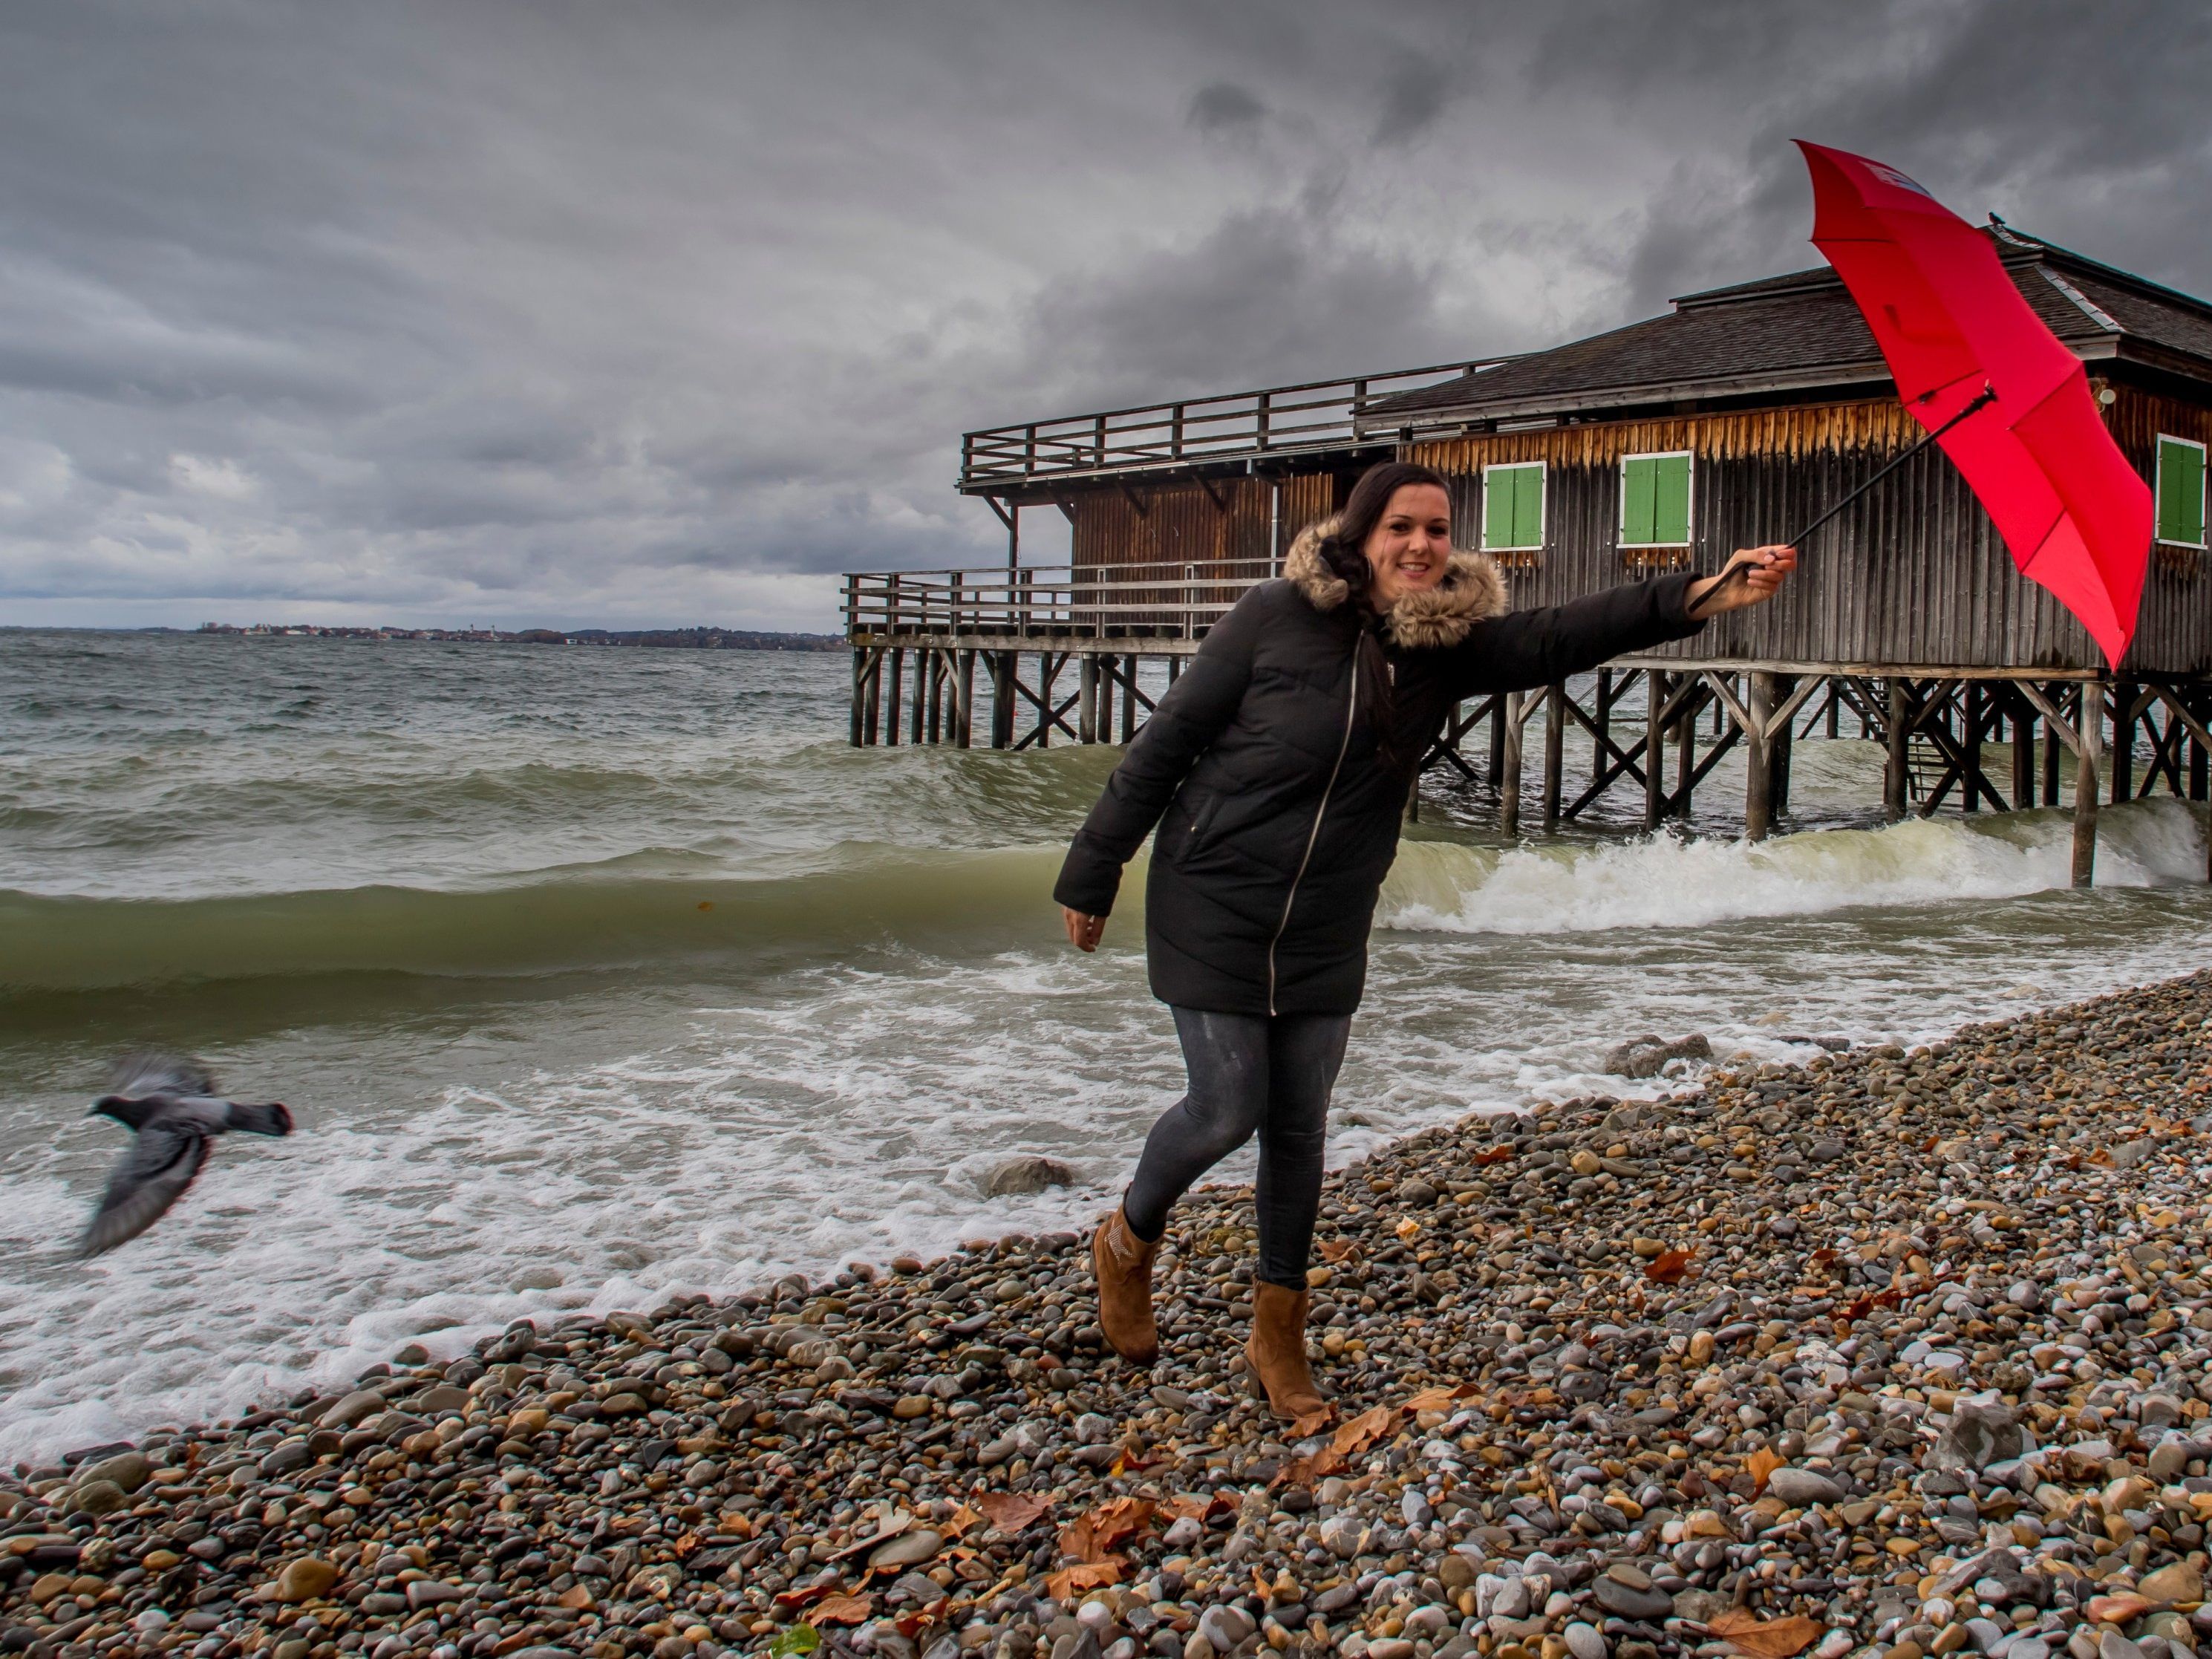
[1621,457,1657,544]
[1484,466,1544,550]
[1654,454,1691,544]
[1481,471,1514,550]
[2158,437,2205,546]
[1511,466,1543,548]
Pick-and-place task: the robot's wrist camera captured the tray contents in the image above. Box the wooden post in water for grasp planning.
[1591,669,1612,792]
[864,651,884,747]
[1745,671,1775,842]
[1489,694,1507,788]
[1674,682,1697,818]
[2110,682,2137,804]
[849,650,866,747]
[1541,681,1565,832]
[2012,694,2035,807]
[956,651,976,749]
[1769,674,1795,820]
[884,649,904,747]
[2074,679,2104,888]
[1077,654,1098,743]
[991,652,1016,749]
[1884,678,1909,822]
[1121,655,1137,742]
[1643,671,1665,831]
[1499,691,1524,837]
[911,648,928,744]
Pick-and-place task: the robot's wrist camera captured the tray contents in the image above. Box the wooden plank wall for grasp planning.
[1067,473,1334,627]
[1402,393,2211,677]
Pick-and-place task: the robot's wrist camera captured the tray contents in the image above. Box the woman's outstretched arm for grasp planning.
[1053,587,1265,943]
[1448,544,1794,697]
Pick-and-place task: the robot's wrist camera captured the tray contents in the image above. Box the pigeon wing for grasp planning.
[103,1051,220,1101]
[79,1121,212,1256]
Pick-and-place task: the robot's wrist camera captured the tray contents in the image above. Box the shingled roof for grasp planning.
[1361,221,2212,430]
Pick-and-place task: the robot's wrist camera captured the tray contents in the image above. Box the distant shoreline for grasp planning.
[3,623,845,652]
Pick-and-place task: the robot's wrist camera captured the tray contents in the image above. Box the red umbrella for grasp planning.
[1797,140,2153,667]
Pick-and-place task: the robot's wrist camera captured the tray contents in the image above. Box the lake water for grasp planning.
[4,627,2208,1466]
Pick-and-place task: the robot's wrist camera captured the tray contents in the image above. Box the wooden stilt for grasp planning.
[1644,671,1665,831]
[1541,681,1565,832]
[1489,692,1508,787]
[1770,674,1795,820]
[849,649,867,747]
[1674,682,1697,817]
[1120,655,1136,742]
[1035,654,1061,752]
[884,649,904,747]
[1500,691,1525,837]
[2192,693,2209,801]
[1077,654,1098,743]
[2073,680,2104,888]
[1973,681,1991,818]
[1884,679,1909,822]
[2012,694,2035,808]
[2041,691,2062,806]
[912,648,930,744]
[1592,668,1612,790]
[991,651,1016,749]
[1745,671,1775,842]
[2110,682,2137,804]
[956,650,976,749]
[864,650,885,746]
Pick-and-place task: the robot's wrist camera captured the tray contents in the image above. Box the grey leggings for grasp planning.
[1122,1006,1353,1288]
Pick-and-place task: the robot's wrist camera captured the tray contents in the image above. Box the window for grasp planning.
[2156,434,2206,549]
[1619,452,1693,547]
[1481,463,1545,552]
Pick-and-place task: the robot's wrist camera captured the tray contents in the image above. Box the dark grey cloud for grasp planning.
[1189,82,1268,132]
[0,0,2207,630]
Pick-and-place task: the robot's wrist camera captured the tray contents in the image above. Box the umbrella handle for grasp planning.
[1688,383,1997,619]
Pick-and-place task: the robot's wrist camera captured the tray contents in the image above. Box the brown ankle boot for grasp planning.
[1245,1281,1326,1421]
[1092,1206,1160,1364]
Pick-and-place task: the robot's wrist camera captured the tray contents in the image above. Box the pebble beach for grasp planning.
[7,971,2212,1659]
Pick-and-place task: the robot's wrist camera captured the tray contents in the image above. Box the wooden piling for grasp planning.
[1643,671,1665,831]
[956,650,976,749]
[1884,679,1909,822]
[1745,671,1775,842]
[2073,680,2104,888]
[1541,681,1565,832]
[1500,691,1525,837]
[2110,681,2136,804]
[2012,698,2035,809]
[1077,654,1098,743]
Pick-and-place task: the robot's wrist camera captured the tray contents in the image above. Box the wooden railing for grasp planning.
[844,560,1280,640]
[957,359,1511,489]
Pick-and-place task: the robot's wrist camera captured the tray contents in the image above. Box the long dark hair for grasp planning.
[1313,460,1452,777]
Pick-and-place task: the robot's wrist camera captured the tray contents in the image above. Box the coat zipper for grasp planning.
[1266,650,1360,1016]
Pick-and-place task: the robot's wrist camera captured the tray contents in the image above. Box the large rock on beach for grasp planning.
[1602,1031,1712,1078]
[982,1154,1076,1196]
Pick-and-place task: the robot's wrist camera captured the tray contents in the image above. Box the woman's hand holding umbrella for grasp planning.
[1687,544,1798,619]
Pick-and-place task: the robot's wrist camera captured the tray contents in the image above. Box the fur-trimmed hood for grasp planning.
[1282,515,1507,650]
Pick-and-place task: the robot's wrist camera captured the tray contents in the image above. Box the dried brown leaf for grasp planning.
[1706,1610,1821,1658]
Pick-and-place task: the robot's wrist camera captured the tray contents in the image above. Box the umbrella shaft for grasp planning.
[1691,384,1996,617]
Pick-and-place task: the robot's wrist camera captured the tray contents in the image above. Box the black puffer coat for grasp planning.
[1052,521,1709,1016]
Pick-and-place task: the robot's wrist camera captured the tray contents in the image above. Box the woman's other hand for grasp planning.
[1688,544,1797,618]
[1063,907,1106,952]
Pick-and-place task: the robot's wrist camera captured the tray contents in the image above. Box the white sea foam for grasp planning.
[1380,797,2211,935]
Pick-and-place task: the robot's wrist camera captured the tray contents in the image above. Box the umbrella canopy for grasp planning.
[1797,140,2153,668]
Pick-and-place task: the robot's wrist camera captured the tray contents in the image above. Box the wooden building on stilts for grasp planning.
[843,220,2212,885]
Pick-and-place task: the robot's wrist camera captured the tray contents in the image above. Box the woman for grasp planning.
[1053,460,1795,1419]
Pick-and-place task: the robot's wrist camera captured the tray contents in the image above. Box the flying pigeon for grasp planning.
[79,1052,293,1256]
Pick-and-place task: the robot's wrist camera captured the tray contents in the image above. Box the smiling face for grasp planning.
[1361,483,1454,608]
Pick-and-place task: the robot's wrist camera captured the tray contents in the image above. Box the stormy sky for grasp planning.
[3,2,2209,632]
